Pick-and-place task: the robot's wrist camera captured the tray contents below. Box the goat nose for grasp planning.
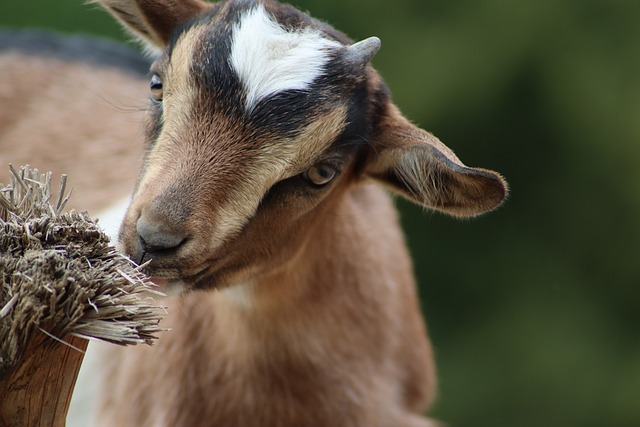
[136,213,187,255]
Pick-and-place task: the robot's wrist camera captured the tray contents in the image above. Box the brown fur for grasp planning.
[0,51,145,214]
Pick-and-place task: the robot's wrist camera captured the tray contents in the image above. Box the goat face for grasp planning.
[116,1,381,292]
[106,0,508,293]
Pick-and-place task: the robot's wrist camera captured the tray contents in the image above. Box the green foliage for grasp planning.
[2,1,639,425]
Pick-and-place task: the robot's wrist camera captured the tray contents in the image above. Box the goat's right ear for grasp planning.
[366,104,508,218]
[93,0,212,48]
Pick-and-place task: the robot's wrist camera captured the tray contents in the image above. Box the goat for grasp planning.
[4,0,508,424]
[88,2,508,425]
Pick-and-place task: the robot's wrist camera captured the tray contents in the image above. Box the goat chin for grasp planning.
[148,277,185,297]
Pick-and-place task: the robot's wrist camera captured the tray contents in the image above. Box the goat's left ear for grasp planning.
[93,0,212,48]
[367,105,508,217]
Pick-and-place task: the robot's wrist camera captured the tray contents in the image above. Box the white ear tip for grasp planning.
[345,36,381,67]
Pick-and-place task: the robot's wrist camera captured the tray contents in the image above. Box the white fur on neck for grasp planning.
[230,4,340,111]
[222,282,255,309]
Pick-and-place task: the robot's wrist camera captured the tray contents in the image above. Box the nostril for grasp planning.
[136,214,188,255]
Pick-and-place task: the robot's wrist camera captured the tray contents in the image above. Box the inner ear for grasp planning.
[375,145,507,217]
[367,105,508,218]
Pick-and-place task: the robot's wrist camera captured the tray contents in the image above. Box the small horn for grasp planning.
[345,36,381,67]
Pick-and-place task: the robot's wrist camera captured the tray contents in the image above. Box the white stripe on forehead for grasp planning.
[230,4,341,111]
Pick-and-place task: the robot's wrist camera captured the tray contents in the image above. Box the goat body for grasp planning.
[100,184,437,426]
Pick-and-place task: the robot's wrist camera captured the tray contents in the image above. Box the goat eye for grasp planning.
[303,164,336,187]
[150,74,163,102]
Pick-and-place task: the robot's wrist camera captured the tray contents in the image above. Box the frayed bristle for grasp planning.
[0,165,164,374]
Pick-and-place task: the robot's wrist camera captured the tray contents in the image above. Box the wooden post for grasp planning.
[0,332,88,427]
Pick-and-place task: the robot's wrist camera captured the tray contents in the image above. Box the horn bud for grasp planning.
[345,36,381,68]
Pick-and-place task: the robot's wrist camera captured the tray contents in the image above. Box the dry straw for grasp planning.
[0,165,164,425]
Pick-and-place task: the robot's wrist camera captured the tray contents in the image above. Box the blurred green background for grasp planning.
[2,0,639,426]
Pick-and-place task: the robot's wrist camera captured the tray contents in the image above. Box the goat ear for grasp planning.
[367,105,508,217]
[93,0,212,48]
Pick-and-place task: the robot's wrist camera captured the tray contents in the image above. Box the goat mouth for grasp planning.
[143,254,228,292]
[143,263,204,294]
[148,266,218,292]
